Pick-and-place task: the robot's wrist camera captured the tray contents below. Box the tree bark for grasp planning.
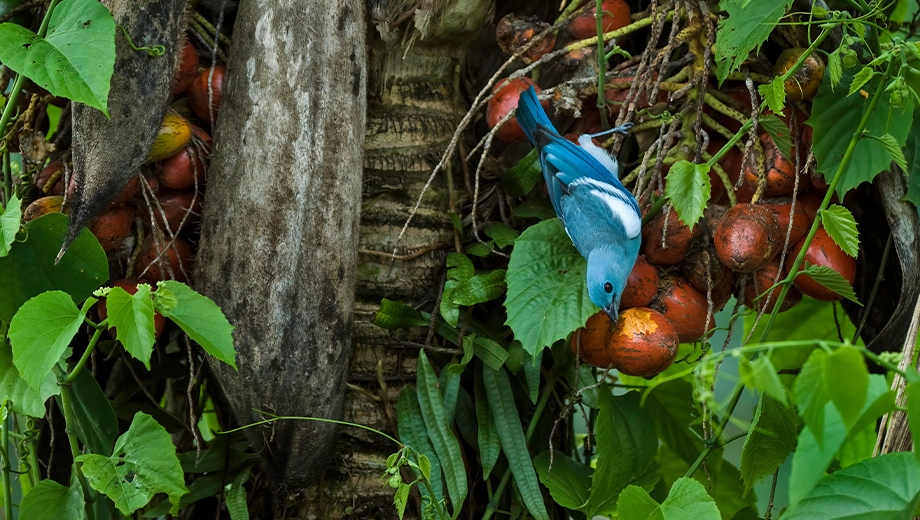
[194,0,366,499]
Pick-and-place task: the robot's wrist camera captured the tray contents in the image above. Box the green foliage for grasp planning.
[799,263,862,304]
[759,114,793,161]
[373,298,428,329]
[225,467,251,520]
[740,393,797,494]
[0,194,20,257]
[498,149,542,197]
[106,285,156,368]
[481,365,548,520]
[820,205,860,257]
[810,67,915,196]
[76,412,188,515]
[18,478,86,520]
[9,291,86,391]
[739,355,787,405]
[714,0,793,83]
[483,222,519,248]
[664,161,710,230]
[0,213,107,323]
[69,367,117,457]
[876,133,909,171]
[474,364,501,479]
[0,334,59,417]
[793,347,868,443]
[759,77,786,114]
[909,382,920,463]
[785,453,920,519]
[533,451,591,510]
[154,280,237,369]
[396,388,445,511]
[505,218,595,358]
[0,0,116,113]
[617,478,721,520]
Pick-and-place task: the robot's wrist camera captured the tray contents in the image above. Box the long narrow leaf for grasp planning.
[475,364,501,479]
[397,387,445,509]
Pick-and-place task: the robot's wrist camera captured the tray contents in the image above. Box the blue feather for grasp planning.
[514,85,642,323]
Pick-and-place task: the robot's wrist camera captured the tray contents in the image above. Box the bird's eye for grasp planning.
[604,282,613,293]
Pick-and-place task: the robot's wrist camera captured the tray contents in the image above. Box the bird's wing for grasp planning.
[565,177,642,240]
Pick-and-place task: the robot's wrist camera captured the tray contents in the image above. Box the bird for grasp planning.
[515,85,641,323]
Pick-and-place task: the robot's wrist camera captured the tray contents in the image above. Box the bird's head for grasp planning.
[587,246,635,324]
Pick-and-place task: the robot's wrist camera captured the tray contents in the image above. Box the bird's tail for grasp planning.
[515,86,554,146]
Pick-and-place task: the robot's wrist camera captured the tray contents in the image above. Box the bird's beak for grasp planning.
[604,306,618,324]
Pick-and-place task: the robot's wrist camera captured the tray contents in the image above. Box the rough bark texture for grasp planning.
[295,2,493,517]
[194,0,366,498]
[66,0,185,254]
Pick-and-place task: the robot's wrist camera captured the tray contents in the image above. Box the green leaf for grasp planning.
[69,367,118,456]
[155,281,236,369]
[473,336,508,371]
[640,378,710,465]
[759,115,794,161]
[505,218,595,357]
[656,443,754,520]
[482,365,549,520]
[794,347,868,441]
[788,404,848,505]
[798,263,861,304]
[0,194,21,257]
[225,467,251,520]
[848,67,875,96]
[584,390,659,517]
[498,149,543,196]
[0,0,115,113]
[9,291,84,392]
[739,355,787,405]
[664,161,710,230]
[739,393,797,494]
[450,269,506,306]
[0,336,59,417]
[396,387,444,508]
[523,349,541,404]
[106,285,156,368]
[876,132,909,171]
[483,222,519,248]
[415,351,467,516]
[464,240,494,257]
[373,298,428,329]
[0,212,107,323]
[512,197,556,220]
[617,478,721,520]
[810,67,915,196]
[439,365,461,424]
[474,364,501,479]
[533,451,592,511]
[785,452,920,519]
[747,298,859,346]
[759,78,787,114]
[394,483,410,518]
[714,0,794,83]
[820,205,860,257]
[903,110,920,207]
[19,477,86,520]
[76,412,188,515]
[828,49,842,88]
[909,381,920,464]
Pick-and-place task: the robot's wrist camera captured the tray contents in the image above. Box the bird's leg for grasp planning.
[586,122,634,138]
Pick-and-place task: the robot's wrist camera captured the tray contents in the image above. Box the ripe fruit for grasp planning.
[650,276,713,343]
[714,203,781,273]
[111,175,140,206]
[568,0,631,40]
[188,65,226,124]
[495,15,555,64]
[36,161,64,196]
[487,77,544,143]
[683,249,734,312]
[135,236,194,283]
[743,261,802,313]
[643,209,699,265]
[148,110,192,162]
[741,133,797,198]
[621,255,658,309]
[147,191,202,232]
[97,279,167,338]
[156,146,206,190]
[171,40,200,96]
[774,48,825,101]
[571,308,679,377]
[23,196,65,221]
[761,198,811,248]
[785,228,856,301]
[89,205,135,252]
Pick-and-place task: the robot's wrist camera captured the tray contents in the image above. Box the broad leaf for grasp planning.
[396,387,444,508]
[0,0,115,113]
[639,378,710,465]
[794,347,868,442]
[909,381,920,464]
[798,263,861,304]
[0,194,21,257]
[877,133,909,171]
[450,269,506,306]
[107,285,156,368]
[820,205,859,257]
[474,364,501,479]
[505,218,595,357]
[0,212,107,323]
[534,451,591,511]
[415,351,467,515]
[656,443,755,520]
[809,67,914,196]
[225,467,250,520]
[788,404,848,505]
[583,390,659,517]
[714,0,794,83]
[759,78,786,114]
[0,335,59,417]
[69,368,118,457]
[664,161,710,230]
[483,222,520,248]
[76,412,188,515]
[785,452,920,519]
[9,291,84,392]
[747,298,859,346]
[848,67,875,96]
[739,355,787,405]
[19,478,86,520]
[617,478,721,520]
[373,299,428,329]
[499,149,543,196]
[759,115,794,161]
[155,281,236,369]
[482,365,548,520]
[740,393,797,494]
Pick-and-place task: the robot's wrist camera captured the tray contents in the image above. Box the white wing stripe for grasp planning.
[588,188,642,238]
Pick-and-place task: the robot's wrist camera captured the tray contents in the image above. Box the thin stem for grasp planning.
[764,468,780,519]
[64,328,101,384]
[58,379,96,520]
[1,405,12,520]
[684,382,744,478]
[219,415,402,446]
[595,0,609,129]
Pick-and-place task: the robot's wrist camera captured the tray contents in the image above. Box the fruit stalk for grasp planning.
[595,0,610,129]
